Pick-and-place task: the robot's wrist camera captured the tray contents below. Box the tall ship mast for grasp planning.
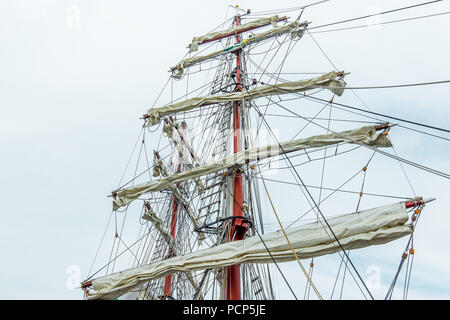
[81,3,448,300]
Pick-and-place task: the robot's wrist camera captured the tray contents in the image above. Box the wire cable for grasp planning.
[298,95,450,134]
[311,11,450,34]
[254,107,375,300]
[309,0,444,30]
[268,95,450,179]
[312,79,450,90]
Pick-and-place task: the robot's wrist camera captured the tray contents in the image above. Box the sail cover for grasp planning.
[112,125,391,210]
[145,71,346,127]
[85,201,411,300]
[188,15,281,52]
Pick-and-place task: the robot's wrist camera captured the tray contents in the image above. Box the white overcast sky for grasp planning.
[0,0,449,299]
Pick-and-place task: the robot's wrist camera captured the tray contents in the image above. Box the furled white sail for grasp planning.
[112,125,391,210]
[85,201,411,300]
[141,208,199,291]
[188,15,281,52]
[173,21,308,79]
[162,120,205,194]
[142,210,178,254]
[150,158,204,241]
[145,71,346,127]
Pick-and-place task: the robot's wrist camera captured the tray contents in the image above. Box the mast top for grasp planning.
[229,4,246,15]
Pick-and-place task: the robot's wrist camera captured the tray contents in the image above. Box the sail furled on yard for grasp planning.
[188,15,282,52]
[144,71,346,127]
[172,21,308,78]
[85,201,412,300]
[112,125,391,210]
[142,210,178,254]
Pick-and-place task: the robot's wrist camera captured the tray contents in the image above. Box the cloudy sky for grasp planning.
[1,0,449,299]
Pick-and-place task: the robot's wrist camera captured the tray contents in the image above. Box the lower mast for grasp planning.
[226,13,248,301]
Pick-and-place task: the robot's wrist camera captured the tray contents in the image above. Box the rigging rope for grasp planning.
[248,0,330,16]
[312,79,450,90]
[385,207,422,300]
[305,98,333,299]
[309,0,444,30]
[220,169,299,299]
[252,74,450,134]
[257,165,324,300]
[246,42,388,298]
[269,96,450,179]
[244,107,316,299]
[310,11,450,34]
[254,107,375,300]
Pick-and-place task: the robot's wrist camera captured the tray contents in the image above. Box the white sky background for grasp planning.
[0,0,449,299]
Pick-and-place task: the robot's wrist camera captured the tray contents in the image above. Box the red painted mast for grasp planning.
[163,122,185,299]
[226,13,248,301]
